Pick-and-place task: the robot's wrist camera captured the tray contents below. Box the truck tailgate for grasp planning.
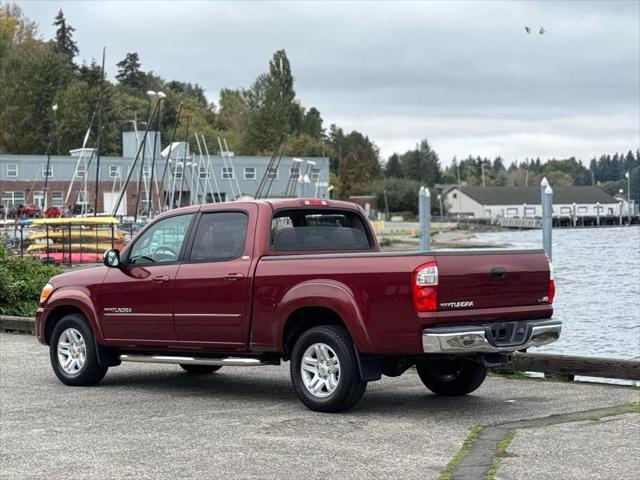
[436,250,551,311]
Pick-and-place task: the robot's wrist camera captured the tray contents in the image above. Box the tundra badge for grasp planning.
[440,301,474,309]
[104,307,132,313]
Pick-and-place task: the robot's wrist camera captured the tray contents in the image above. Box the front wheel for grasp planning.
[50,314,108,386]
[416,359,487,396]
[290,325,367,413]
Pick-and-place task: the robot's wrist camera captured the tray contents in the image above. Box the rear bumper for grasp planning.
[422,318,561,353]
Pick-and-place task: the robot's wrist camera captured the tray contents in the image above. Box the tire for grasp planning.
[50,313,108,386]
[179,364,222,374]
[416,358,487,396]
[290,325,367,413]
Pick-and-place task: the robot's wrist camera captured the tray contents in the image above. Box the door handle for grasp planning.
[224,273,244,281]
[152,275,170,283]
[491,267,506,280]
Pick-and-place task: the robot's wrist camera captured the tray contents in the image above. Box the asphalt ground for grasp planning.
[1,333,638,480]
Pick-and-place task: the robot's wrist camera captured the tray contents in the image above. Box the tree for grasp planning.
[116,52,145,91]
[0,3,38,47]
[418,139,441,186]
[52,9,78,62]
[299,107,323,139]
[397,139,442,186]
[337,132,381,197]
[385,153,403,178]
[367,177,421,215]
[284,133,325,156]
[78,58,102,87]
[216,88,247,149]
[243,50,299,153]
[0,40,73,153]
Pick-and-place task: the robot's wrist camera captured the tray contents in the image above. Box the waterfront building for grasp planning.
[444,186,624,219]
[0,132,330,216]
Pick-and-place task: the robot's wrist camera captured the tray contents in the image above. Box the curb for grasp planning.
[0,315,35,333]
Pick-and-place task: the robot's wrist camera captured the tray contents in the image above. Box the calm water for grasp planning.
[473,227,640,360]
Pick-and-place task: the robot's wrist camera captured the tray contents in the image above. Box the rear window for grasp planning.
[271,209,372,251]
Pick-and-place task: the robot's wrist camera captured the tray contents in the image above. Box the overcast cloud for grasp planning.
[19,0,640,164]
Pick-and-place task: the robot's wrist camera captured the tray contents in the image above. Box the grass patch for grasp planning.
[437,425,481,480]
[484,430,516,480]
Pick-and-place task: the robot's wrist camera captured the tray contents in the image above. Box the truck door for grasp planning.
[100,213,195,344]
[173,207,255,349]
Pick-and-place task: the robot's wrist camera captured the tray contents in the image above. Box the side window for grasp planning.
[129,214,193,265]
[189,212,248,262]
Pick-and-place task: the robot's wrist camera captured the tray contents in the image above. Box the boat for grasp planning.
[29,252,105,264]
[31,216,119,226]
[26,242,119,253]
[29,230,127,241]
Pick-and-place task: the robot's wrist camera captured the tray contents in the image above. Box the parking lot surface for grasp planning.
[1,333,638,479]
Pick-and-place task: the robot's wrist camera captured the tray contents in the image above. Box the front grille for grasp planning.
[487,321,528,347]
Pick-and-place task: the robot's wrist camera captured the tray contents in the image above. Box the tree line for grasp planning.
[1,4,638,212]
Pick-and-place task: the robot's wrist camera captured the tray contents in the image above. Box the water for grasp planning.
[473,227,640,360]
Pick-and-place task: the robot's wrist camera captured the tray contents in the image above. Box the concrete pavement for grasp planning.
[1,333,638,479]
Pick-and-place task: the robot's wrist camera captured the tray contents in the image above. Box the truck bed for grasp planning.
[251,248,553,354]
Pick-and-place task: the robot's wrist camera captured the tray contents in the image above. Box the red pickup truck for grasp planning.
[36,199,559,412]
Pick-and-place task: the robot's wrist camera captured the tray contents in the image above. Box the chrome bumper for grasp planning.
[422,319,561,354]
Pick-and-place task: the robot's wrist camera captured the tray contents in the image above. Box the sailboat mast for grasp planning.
[93,47,106,217]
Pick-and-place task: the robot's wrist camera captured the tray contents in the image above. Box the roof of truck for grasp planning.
[158,198,359,218]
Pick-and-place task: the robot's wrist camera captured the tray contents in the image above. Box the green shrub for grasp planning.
[0,247,64,317]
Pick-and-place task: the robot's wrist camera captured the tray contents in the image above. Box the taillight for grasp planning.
[548,260,555,304]
[413,261,438,312]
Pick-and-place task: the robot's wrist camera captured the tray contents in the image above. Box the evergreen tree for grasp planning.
[52,10,78,62]
[243,50,300,153]
[116,52,145,91]
[78,59,102,87]
[300,107,323,139]
[418,139,441,186]
[385,153,403,178]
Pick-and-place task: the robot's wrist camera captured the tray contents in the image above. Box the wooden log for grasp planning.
[504,352,640,381]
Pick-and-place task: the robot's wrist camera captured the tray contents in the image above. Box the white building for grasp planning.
[444,186,622,219]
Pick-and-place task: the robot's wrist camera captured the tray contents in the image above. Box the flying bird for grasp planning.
[539,26,545,34]
[525,26,531,34]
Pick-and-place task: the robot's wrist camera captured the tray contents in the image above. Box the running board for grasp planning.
[119,354,271,367]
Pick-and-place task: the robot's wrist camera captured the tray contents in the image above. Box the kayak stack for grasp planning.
[24,217,130,264]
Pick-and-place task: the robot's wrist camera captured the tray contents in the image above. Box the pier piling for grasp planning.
[419,186,430,251]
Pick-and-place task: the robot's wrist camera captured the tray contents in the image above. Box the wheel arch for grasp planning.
[44,288,103,345]
[275,280,373,358]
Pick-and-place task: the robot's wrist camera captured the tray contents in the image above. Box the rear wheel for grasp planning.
[50,314,108,386]
[179,364,222,375]
[416,358,487,396]
[290,325,367,412]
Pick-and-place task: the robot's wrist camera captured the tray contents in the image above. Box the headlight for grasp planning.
[40,283,54,305]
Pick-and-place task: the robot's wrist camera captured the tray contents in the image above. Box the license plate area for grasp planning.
[488,321,528,347]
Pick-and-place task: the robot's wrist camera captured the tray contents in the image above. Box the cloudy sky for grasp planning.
[20,0,640,165]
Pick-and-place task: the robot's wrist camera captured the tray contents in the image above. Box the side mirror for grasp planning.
[103,249,121,268]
